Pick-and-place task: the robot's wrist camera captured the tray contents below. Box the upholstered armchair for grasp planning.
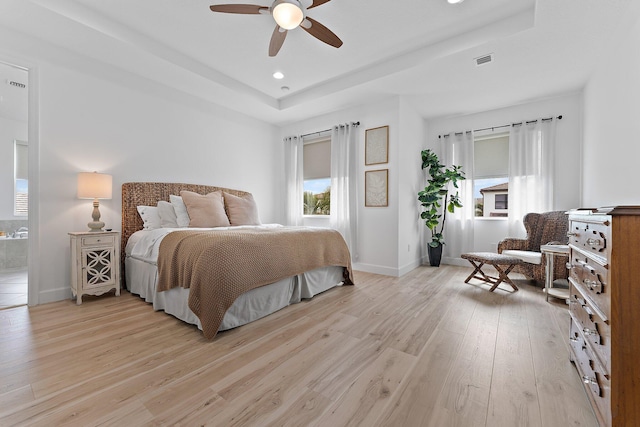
[497,211,569,284]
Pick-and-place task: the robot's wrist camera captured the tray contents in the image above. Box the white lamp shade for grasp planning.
[272,0,304,30]
[77,172,112,199]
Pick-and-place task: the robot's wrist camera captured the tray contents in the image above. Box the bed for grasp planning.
[122,182,353,339]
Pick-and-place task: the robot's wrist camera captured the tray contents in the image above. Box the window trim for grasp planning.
[474,216,508,221]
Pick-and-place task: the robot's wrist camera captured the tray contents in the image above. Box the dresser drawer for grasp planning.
[570,320,611,424]
[569,285,610,374]
[82,234,116,247]
[569,252,610,318]
[568,220,609,261]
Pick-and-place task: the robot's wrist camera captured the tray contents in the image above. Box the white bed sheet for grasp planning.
[125,228,344,332]
[126,224,285,264]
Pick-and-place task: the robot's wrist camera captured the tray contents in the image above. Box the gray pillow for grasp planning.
[169,195,190,227]
[157,200,179,228]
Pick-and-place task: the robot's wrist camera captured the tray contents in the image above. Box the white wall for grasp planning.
[280,96,424,276]
[359,98,400,275]
[425,93,583,263]
[583,12,640,206]
[0,116,27,219]
[6,58,278,304]
[397,98,425,274]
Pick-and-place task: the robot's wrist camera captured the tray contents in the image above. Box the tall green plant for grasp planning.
[418,149,466,247]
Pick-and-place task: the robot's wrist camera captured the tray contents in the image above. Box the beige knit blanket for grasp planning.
[156,227,353,339]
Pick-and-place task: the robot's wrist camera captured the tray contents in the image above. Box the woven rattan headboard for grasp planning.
[121,182,251,265]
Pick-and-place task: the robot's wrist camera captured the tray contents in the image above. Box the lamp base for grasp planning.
[87,221,105,232]
[87,199,105,232]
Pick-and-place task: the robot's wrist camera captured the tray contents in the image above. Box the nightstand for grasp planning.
[69,231,120,305]
[540,244,570,302]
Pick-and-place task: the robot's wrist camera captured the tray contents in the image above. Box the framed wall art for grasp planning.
[365,169,388,207]
[365,125,389,165]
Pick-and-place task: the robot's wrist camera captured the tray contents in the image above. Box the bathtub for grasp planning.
[0,234,28,269]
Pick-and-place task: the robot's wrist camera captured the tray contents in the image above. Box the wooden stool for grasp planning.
[461,252,523,292]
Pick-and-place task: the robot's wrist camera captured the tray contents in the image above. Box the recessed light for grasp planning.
[448,0,464,3]
[273,71,284,79]
[281,86,290,92]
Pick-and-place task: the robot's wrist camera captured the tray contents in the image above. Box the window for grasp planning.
[474,133,509,217]
[14,140,28,216]
[303,136,331,215]
[495,194,508,210]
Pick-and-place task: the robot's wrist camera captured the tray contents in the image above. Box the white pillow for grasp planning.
[169,195,190,227]
[157,200,179,228]
[136,206,161,230]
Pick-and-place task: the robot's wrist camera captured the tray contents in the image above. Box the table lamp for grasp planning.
[77,171,112,232]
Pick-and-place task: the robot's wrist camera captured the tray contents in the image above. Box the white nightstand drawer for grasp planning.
[82,235,115,246]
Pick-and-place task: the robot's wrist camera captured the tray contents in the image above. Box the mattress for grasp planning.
[125,227,344,332]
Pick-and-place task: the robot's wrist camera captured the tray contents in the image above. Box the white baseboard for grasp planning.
[353,257,423,277]
[352,262,399,277]
[38,286,72,304]
[398,258,422,276]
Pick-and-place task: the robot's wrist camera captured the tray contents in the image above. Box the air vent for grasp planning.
[475,53,494,67]
[7,80,26,89]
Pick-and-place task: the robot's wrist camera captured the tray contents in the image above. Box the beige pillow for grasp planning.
[224,193,261,226]
[180,190,230,228]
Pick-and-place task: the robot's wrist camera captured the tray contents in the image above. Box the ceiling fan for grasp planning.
[209,0,343,57]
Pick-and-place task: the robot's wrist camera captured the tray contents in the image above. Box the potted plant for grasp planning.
[418,149,465,266]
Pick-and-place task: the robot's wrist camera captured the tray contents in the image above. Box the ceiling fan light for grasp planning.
[272,0,304,30]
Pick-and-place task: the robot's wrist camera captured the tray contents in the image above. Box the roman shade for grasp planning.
[303,138,331,180]
[474,135,508,179]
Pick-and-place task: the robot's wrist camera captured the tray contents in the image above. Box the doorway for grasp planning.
[0,61,29,309]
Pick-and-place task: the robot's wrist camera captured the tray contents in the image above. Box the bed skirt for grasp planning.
[125,256,344,332]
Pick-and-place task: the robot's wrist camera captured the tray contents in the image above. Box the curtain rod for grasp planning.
[438,115,562,139]
[300,121,360,139]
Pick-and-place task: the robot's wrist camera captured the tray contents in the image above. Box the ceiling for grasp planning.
[0,0,638,125]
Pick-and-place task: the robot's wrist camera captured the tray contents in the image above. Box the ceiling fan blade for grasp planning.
[269,26,288,57]
[308,0,331,9]
[209,4,268,14]
[301,17,343,48]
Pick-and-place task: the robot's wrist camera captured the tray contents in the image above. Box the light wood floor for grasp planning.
[0,265,597,426]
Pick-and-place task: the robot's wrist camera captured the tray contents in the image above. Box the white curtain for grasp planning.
[330,123,358,259]
[508,119,556,237]
[283,135,303,226]
[442,131,475,263]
